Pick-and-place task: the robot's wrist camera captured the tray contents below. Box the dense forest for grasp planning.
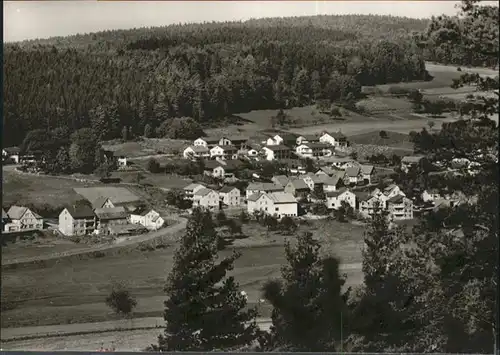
[4,15,432,149]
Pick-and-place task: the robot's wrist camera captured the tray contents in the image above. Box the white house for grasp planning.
[359,165,375,184]
[129,209,165,230]
[295,143,333,159]
[296,134,319,146]
[344,166,361,185]
[370,184,406,210]
[261,145,292,161]
[325,156,356,170]
[5,206,44,232]
[183,183,206,200]
[386,195,413,220]
[219,186,241,206]
[318,173,344,192]
[319,131,348,148]
[58,205,96,236]
[358,195,384,218]
[247,192,297,218]
[183,146,210,159]
[421,189,442,203]
[210,145,238,160]
[117,156,128,168]
[2,147,21,164]
[326,188,356,210]
[192,188,220,211]
[194,137,230,147]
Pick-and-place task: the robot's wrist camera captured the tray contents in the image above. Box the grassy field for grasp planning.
[2,168,98,210]
[102,138,190,158]
[1,219,365,328]
[348,131,412,150]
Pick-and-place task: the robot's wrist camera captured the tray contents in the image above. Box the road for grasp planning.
[1,318,273,351]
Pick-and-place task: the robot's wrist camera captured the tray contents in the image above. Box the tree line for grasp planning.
[4,16,430,147]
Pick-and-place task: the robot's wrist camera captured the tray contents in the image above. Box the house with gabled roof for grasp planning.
[318,172,344,192]
[210,145,238,160]
[3,146,21,164]
[359,165,376,184]
[183,183,206,200]
[95,207,129,235]
[247,192,298,218]
[58,205,96,236]
[326,188,356,210]
[296,142,334,159]
[284,178,310,198]
[5,206,43,232]
[218,186,241,206]
[299,172,323,191]
[401,155,426,173]
[296,134,319,146]
[92,196,115,210]
[262,145,292,161]
[194,136,229,148]
[386,195,413,220]
[129,208,165,230]
[315,166,337,177]
[319,131,348,148]
[344,166,362,185]
[192,188,219,211]
[272,175,290,187]
[183,145,210,160]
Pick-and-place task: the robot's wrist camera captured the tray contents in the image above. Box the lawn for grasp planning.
[1,219,365,328]
[2,168,99,210]
[348,131,412,150]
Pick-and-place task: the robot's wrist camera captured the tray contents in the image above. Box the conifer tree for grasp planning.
[261,232,347,351]
[156,208,258,351]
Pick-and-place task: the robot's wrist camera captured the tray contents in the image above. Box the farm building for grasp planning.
[401,155,426,173]
[183,146,210,160]
[247,192,298,218]
[261,145,292,161]
[192,188,220,211]
[296,134,319,146]
[2,147,20,164]
[319,131,348,148]
[183,183,206,200]
[246,182,284,198]
[95,207,129,235]
[58,205,96,236]
[295,143,333,159]
[284,178,310,198]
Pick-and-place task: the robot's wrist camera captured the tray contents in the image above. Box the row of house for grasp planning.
[183,183,242,210]
[183,131,349,162]
[58,196,165,237]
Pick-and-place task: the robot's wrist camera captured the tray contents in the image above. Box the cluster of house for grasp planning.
[2,188,165,237]
[58,188,165,237]
[183,131,348,162]
[2,146,128,169]
[182,158,414,221]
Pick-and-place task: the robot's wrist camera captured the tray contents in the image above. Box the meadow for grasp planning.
[1,218,366,328]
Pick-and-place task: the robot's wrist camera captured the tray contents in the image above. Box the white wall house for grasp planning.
[129,209,165,230]
[5,206,44,232]
[58,205,96,236]
[183,183,206,200]
[344,166,361,185]
[295,143,333,159]
[193,188,220,211]
[194,137,230,147]
[219,186,241,206]
[319,173,343,192]
[2,147,20,164]
[183,146,210,159]
[210,145,238,160]
[247,192,297,218]
[386,195,413,220]
[326,188,356,210]
[296,135,319,146]
[117,156,128,167]
[319,131,348,148]
[261,145,291,161]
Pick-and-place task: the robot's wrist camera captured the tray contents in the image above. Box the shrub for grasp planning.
[105,282,138,315]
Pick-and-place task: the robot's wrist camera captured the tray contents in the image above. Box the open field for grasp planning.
[2,167,99,210]
[1,219,365,329]
[102,138,190,157]
[348,131,412,150]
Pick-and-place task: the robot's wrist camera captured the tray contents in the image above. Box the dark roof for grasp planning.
[326,187,349,198]
[279,133,299,141]
[219,185,238,193]
[204,160,223,170]
[346,166,361,177]
[202,136,220,143]
[66,205,95,219]
[300,134,319,141]
[4,146,20,154]
[225,136,248,143]
[387,195,406,204]
[2,208,9,220]
[288,179,309,190]
[94,207,128,220]
[221,145,238,152]
[247,192,264,202]
[354,191,371,201]
[92,196,112,209]
[302,142,331,149]
[323,131,346,139]
[264,145,290,151]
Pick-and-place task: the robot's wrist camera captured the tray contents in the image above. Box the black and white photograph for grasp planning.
[1,0,499,352]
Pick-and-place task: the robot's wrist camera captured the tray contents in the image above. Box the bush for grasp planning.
[147,158,161,173]
[105,282,137,315]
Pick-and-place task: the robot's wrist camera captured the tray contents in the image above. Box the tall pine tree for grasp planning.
[156,208,258,351]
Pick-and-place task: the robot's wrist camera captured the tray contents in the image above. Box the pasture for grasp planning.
[1,218,366,328]
[348,131,412,150]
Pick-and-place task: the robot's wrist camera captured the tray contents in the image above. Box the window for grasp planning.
[275,207,279,212]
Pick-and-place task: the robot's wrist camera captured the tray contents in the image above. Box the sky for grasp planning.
[2,1,470,43]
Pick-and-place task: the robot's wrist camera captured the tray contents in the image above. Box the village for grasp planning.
[2,128,476,240]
